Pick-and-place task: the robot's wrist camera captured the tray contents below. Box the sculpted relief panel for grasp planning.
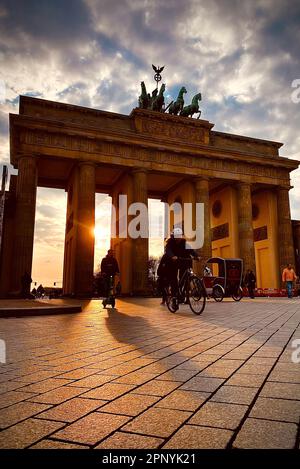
[140,119,206,143]
[19,129,290,184]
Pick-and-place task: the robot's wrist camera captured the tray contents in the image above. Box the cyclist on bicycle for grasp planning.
[165,227,200,307]
[100,249,120,298]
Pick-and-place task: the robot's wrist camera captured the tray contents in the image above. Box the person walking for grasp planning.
[244,269,256,299]
[157,253,169,305]
[21,271,32,299]
[282,264,297,298]
[36,284,45,298]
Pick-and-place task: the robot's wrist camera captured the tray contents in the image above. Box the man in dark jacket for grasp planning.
[21,271,32,299]
[244,269,256,298]
[100,250,120,296]
[164,227,200,303]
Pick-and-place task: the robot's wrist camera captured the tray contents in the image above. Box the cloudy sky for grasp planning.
[0,0,299,286]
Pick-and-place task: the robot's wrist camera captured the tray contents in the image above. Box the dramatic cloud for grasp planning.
[0,0,299,284]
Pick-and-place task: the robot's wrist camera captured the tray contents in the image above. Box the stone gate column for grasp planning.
[132,168,148,295]
[277,186,295,277]
[11,156,37,293]
[74,162,95,296]
[194,177,211,275]
[237,182,256,273]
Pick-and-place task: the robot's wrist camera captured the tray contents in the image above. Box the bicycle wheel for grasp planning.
[187,276,206,315]
[164,285,178,313]
[212,284,224,302]
[232,286,243,302]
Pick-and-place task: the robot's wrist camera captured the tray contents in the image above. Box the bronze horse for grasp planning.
[180,93,202,118]
[169,87,187,115]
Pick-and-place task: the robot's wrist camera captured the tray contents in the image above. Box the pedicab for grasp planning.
[202,257,244,302]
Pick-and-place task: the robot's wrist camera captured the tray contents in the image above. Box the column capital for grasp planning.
[236,181,252,189]
[194,175,210,182]
[194,176,210,191]
[132,167,148,175]
[78,160,96,168]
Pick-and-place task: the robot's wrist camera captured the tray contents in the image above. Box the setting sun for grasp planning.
[93,225,108,242]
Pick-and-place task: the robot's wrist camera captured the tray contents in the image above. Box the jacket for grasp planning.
[282,268,297,282]
[101,256,120,276]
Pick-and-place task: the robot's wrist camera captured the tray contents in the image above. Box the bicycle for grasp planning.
[102,274,119,308]
[163,257,206,315]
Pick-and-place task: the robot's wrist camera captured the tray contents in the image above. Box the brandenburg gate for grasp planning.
[0,94,298,297]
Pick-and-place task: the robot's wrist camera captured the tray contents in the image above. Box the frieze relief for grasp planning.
[19,129,290,182]
[141,119,205,143]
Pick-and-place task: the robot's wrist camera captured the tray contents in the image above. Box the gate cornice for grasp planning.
[10,113,298,176]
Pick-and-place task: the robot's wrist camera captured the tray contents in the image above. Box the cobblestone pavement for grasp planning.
[0,297,299,449]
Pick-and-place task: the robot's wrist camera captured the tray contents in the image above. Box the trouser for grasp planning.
[169,269,179,297]
[286,281,293,298]
[169,266,188,298]
[157,276,168,302]
[104,275,114,297]
[247,284,255,298]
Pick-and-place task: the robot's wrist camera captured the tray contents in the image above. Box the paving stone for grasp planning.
[199,367,238,379]
[67,374,116,388]
[1,297,299,450]
[0,401,52,429]
[249,397,300,423]
[49,364,87,372]
[29,439,89,449]
[163,425,233,449]
[12,370,61,384]
[99,393,160,416]
[122,407,191,438]
[246,357,277,366]
[226,373,266,388]
[180,377,224,393]
[52,412,129,445]
[155,369,199,382]
[141,363,173,374]
[189,402,247,430]
[0,418,64,449]
[35,397,107,422]
[254,349,281,358]
[267,371,300,384]
[260,382,300,400]
[132,380,180,397]
[272,362,300,373]
[82,383,136,400]
[95,432,163,449]
[55,369,97,380]
[0,381,29,394]
[238,364,273,375]
[15,378,74,393]
[0,391,38,409]
[211,386,259,405]
[233,418,297,449]
[155,390,210,411]
[113,372,159,385]
[28,386,85,404]
[173,361,206,371]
